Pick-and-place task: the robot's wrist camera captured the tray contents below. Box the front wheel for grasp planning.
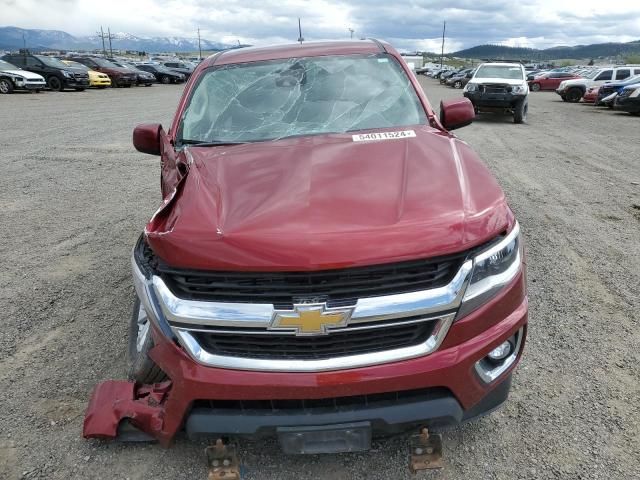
[0,78,13,94]
[566,88,583,103]
[454,80,462,89]
[530,83,541,92]
[514,98,528,124]
[160,75,170,84]
[47,76,63,91]
[128,296,166,383]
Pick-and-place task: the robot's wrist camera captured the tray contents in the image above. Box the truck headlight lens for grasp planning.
[465,83,478,92]
[511,85,526,94]
[458,222,522,318]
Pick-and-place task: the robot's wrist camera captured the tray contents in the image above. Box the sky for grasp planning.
[2,0,640,52]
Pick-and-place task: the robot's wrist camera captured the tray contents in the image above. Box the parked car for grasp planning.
[108,59,156,86]
[83,40,527,453]
[596,74,640,106]
[135,63,185,84]
[526,70,544,81]
[68,56,136,87]
[528,72,581,91]
[613,84,640,115]
[0,58,46,93]
[160,60,195,79]
[464,62,529,123]
[556,66,640,102]
[61,60,111,88]
[446,69,475,89]
[1,53,89,91]
[439,69,459,83]
[582,86,600,103]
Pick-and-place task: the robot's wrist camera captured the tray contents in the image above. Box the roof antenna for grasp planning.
[297,18,304,44]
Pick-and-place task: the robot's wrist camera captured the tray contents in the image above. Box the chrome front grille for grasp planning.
[133,237,474,372]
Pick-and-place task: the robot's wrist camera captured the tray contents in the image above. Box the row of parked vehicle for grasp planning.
[528,64,640,115]
[0,52,198,94]
[422,67,476,89]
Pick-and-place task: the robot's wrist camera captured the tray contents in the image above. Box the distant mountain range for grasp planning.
[452,41,640,61]
[3,26,640,59]
[0,26,239,53]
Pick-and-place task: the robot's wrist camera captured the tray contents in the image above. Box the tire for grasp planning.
[566,88,583,103]
[454,80,462,89]
[630,112,640,117]
[0,78,13,94]
[513,97,528,124]
[47,76,63,91]
[160,75,170,84]
[124,84,132,88]
[530,83,541,92]
[128,296,166,384]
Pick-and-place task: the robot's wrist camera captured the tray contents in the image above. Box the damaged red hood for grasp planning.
[145,126,513,271]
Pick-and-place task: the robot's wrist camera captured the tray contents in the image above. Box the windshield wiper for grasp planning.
[179,139,249,147]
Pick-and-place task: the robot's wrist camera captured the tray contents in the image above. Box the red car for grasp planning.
[582,85,600,103]
[84,40,528,453]
[529,71,581,91]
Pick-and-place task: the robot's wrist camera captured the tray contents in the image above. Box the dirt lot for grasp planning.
[1,79,639,480]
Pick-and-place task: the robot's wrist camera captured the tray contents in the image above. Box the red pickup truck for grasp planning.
[84,40,528,454]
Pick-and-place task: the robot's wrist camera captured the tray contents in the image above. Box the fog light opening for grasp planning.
[474,329,523,384]
[487,340,513,363]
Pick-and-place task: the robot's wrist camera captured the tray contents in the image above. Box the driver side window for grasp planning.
[595,71,612,81]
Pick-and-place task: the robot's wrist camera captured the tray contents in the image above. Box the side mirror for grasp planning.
[133,123,162,155]
[439,98,475,131]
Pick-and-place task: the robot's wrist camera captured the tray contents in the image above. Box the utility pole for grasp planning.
[349,28,354,39]
[107,27,114,57]
[440,20,446,68]
[97,27,107,56]
[197,28,202,60]
[297,18,304,44]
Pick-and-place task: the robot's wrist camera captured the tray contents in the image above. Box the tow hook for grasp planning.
[409,428,443,472]
[206,438,241,480]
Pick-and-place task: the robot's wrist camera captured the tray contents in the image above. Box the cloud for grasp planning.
[1,0,639,51]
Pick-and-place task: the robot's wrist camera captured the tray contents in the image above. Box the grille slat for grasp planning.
[193,321,435,360]
[148,242,466,306]
[192,387,451,413]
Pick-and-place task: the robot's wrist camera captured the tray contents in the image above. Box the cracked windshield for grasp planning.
[180,53,427,143]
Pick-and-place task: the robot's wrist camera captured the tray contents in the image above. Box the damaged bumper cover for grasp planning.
[83,273,527,446]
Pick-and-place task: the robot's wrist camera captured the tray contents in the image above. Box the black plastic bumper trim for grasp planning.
[185,374,512,439]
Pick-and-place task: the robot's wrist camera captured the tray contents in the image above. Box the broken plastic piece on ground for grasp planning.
[83,380,171,443]
[206,439,241,480]
[409,427,443,472]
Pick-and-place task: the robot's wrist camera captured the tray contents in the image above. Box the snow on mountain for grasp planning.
[0,26,236,52]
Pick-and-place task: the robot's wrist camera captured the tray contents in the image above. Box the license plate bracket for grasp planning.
[277,422,372,454]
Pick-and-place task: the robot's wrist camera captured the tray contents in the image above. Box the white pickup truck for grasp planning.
[556,66,640,102]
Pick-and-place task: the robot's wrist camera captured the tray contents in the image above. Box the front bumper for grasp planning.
[16,80,46,90]
[464,91,525,108]
[614,96,640,113]
[90,78,111,87]
[84,267,527,445]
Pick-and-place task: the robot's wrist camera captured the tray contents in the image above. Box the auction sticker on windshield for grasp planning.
[352,130,416,142]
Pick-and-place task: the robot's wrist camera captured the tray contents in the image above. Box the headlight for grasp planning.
[631,88,640,98]
[511,84,527,94]
[458,222,522,318]
[465,82,478,92]
[62,70,74,78]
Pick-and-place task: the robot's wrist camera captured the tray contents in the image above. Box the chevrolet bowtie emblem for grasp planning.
[269,303,353,336]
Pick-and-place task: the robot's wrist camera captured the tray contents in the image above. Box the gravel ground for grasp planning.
[0,79,639,480]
